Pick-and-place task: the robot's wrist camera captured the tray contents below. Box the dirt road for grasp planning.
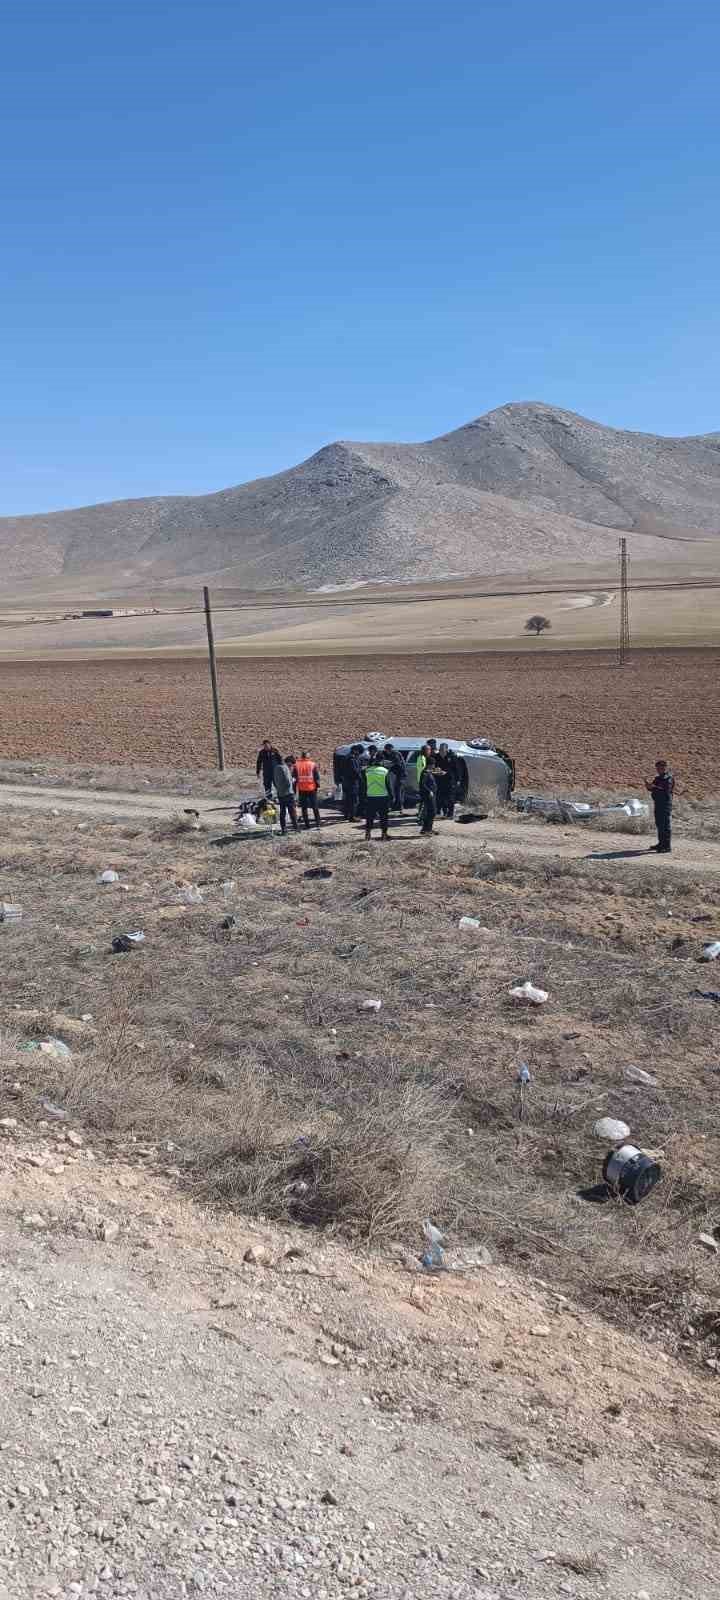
[2,778,719,877]
[2,1123,718,1600]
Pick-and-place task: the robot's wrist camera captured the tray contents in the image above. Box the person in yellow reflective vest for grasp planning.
[361,753,394,841]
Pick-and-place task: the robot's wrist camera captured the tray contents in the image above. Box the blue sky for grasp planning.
[1,0,718,513]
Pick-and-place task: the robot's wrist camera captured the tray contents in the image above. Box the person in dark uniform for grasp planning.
[340,744,363,821]
[645,759,675,853]
[418,758,438,835]
[382,743,407,812]
[435,743,459,818]
[256,739,281,798]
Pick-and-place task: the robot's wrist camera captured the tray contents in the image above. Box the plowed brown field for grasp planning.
[0,648,717,796]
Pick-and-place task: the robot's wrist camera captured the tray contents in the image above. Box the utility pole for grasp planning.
[203,586,225,770]
[618,537,630,666]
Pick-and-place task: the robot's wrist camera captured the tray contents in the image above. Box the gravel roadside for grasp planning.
[2,1124,718,1600]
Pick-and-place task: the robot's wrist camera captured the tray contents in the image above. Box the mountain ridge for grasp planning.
[2,401,720,591]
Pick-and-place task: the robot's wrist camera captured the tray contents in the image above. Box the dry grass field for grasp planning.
[2,802,719,1374]
[0,647,717,796]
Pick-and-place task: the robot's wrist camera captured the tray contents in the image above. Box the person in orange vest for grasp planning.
[292,751,321,829]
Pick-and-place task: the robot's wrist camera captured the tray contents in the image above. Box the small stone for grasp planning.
[0,1117,18,1130]
[99,1219,120,1243]
[318,1353,341,1367]
[358,998,382,1012]
[320,1489,339,1506]
[243,1244,273,1266]
[697,1233,719,1255]
[22,1213,47,1229]
[593,1117,630,1142]
[67,1130,84,1148]
[530,1325,551,1337]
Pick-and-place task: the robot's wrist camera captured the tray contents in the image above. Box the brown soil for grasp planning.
[0,647,717,797]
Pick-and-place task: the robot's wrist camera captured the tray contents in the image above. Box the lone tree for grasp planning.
[525,614,551,636]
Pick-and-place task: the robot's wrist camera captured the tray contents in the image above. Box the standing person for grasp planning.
[293,751,322,830]
[418,758,438,835]
[383,742,407,812]
[340,744,363,822]
[357,744,376,820]
[362,750,393,841]
[413,743,432,818]
[645,759,675,853]
[272,754,299,835]
[414,741,431,787]
[256,739,281,799]
[437,743,459,818]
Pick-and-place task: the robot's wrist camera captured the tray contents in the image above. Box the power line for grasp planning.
[618,537,631,665]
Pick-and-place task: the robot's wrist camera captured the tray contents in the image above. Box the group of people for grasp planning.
[255,741,322,834]
[257,736,464,841]
[348,740,462,841]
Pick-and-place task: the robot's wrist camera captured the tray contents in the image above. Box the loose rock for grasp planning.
[594,1117,630,1142]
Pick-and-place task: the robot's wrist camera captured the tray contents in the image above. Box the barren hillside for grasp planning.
[2,403,720,590]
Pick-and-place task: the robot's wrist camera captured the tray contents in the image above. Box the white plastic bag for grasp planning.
[508,981,548,1005]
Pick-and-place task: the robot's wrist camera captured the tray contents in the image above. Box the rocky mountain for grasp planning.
[3,403,720,590]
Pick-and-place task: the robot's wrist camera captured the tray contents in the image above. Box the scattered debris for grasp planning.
[304,866,333,879]
[509,981,548,1005]
[177,885,203,905]
[38,1098,68,1120]
[602,1143,662,1205]
[458,916,482,931]
[358,998,382,1012]
[697,1233,719,1255]
[0,901,23,922]
[421,1218,446,1270]
[22,1038,72,1061]
[594,1117,630,1143]
[97,869,120,884]
[516,795,648,823]
[700,941,720,961]
[624,1066,658,1088]
[690,989,720,1006]
[111,931,145,953]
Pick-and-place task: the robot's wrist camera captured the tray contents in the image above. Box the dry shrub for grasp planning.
[184,1052,458,1241]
